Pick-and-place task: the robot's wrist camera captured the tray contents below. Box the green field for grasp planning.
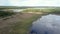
[0,7,60,34]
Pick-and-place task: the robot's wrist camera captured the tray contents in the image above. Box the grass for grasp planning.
[0,11,14,18]
[0,12,42,34]
[22,8,60,14]
[0,8,60,34]
[10,14,41,34]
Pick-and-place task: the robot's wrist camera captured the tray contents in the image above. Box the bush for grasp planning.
[0,11,14,18]
[49,9,60,14]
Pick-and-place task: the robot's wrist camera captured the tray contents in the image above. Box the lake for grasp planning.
[30,14,60,34]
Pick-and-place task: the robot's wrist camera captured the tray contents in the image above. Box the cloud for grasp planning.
[0,0,60,6]
[8,0,40,6]
[0,0,6,6]
[8,0,60,6]
[0,0,10,6]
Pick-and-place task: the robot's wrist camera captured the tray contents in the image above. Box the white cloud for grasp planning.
[8,0,40,6]
[8,0,20,6]
[0,0,60,6]
[0,0,6,5]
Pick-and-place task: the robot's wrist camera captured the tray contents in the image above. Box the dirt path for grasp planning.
[0,12,42,34]
[0,13,36,28]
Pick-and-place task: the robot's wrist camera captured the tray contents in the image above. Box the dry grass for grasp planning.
[0,12,42,34]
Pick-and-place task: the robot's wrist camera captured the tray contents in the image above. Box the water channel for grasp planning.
[31,14,60,34]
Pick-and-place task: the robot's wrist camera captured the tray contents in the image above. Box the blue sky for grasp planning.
[0,0,60,6]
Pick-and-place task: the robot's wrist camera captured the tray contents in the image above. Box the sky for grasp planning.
[0,0,60,6]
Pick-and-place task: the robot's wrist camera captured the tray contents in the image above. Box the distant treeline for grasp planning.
[0,6,60,9]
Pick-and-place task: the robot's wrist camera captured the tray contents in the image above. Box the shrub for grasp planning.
[0,11,14,18]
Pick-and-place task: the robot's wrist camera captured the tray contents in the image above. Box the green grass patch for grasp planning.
[9,14,41,34]
[1,8,60,34]
[0,11,14,18]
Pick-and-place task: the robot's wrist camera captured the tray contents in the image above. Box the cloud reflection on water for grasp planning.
[31,14,60,34]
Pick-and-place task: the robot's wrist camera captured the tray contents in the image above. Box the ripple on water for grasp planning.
[31,14,60,34]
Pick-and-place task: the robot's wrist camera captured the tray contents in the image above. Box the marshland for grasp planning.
[0,7,60,34]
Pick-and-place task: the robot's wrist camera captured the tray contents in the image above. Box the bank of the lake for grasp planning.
[0,12,45,34]
[31,14,60,34]
[0,8,60,34]
[11,13,43,34]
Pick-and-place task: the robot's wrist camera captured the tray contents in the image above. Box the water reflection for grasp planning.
[31,14,60,34]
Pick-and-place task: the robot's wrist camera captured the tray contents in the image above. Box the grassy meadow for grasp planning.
[0,7,60,34]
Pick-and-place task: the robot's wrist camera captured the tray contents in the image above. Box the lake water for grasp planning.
[31,14,60,34]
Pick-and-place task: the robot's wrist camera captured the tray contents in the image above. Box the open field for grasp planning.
[0,7,60,34]
[0,12,43,34]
